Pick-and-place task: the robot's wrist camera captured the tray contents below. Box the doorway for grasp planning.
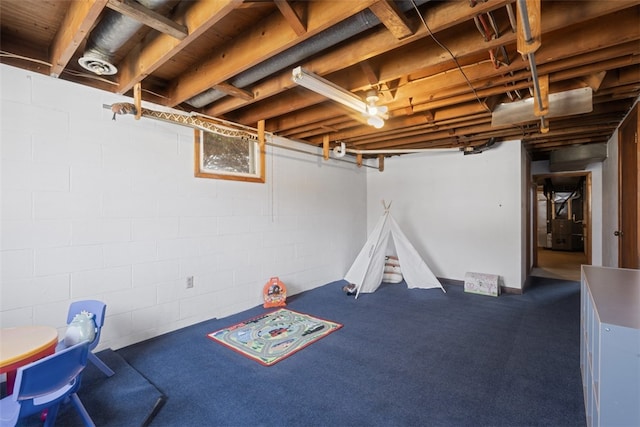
[531,172,591,281]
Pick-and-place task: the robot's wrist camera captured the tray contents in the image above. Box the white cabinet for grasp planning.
[580,266,640,427]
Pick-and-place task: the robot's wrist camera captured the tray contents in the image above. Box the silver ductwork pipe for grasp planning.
[186,0,432,108]
[79,0,173,75]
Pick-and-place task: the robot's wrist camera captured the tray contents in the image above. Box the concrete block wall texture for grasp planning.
[1,62,617,349]
[1,64,366,350]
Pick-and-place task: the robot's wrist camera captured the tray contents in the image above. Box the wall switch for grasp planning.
[186,276,194,288]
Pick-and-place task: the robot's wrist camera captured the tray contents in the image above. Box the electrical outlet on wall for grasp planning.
[186,276,194,288]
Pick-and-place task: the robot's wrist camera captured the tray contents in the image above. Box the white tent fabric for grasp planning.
[344,206,445,298]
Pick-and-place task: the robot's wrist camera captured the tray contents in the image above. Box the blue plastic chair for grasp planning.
[57,300,114,377]
[0,341,95,427]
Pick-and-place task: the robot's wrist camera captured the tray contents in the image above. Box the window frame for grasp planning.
[193,119,265,183]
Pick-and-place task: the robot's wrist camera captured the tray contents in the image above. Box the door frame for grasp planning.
[617,103,640,268]
[531,171,592,267]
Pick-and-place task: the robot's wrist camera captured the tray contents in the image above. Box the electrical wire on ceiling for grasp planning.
[0,51,52,68]
[409,0,491,115]
[409,1,528,141]
[0,50,175,102]
[1,51,121,86]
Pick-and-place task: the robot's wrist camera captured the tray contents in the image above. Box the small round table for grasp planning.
[0,326,58,395]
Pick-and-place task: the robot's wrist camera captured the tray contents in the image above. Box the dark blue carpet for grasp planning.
[116,277,586,427]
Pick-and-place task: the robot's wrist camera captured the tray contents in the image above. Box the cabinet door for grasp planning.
[598,323,640,426]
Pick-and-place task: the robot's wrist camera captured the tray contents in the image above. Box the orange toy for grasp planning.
[263,277,287,308]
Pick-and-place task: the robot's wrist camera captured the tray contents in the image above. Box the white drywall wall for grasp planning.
[365,142,525,289]
[0,64,367,350]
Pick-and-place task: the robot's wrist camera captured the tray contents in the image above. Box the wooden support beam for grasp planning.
[378,80,399,103]
[377,154,384,172]
[49,0,108,78]
[323,134,330,160]
[423,110,435,122]
[517,0,541,55]
[213,82,254,101]
[402,105,415,116]
[208,0,629,118]
[193,128,200,175]
[107,0,188,40]
[369,0,414,40]
[116,0,243,95]
[540,117,549,133]
[360,61,379,87]
[166,0,379,106]
[356,153,363,167]
[581,71,607,92]
[258,120,266,183]
[134,82,142,120]
[274,0,306,36]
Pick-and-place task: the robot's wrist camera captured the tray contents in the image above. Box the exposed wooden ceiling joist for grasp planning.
[0,0,637,161]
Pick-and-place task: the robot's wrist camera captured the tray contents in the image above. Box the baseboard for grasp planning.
[501,286,522,295]
[437,277,464,287]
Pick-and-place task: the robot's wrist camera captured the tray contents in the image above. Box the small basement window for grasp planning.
[194,120,265,183]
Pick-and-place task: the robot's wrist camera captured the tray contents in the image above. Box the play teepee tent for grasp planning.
[344,202,445,298]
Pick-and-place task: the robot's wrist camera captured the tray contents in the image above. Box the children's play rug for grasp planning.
[207,308,342,366]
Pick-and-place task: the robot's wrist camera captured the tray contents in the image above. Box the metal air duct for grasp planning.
[549,143,607,172]
[186,0,432,108]
[78,0,173,76]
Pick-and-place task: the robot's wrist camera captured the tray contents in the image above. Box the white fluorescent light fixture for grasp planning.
[292,66,387,128]
[492,87,593,127]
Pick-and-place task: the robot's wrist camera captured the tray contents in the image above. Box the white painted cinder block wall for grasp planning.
[365,142,526,289]
[1,61,621,351]
[0,64,367,350]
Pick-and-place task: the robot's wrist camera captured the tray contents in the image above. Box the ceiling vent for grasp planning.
[78,0,171,76]
[78,50,118,75]
[549,143,607,172]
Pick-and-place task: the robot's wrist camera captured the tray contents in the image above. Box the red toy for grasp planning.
[263,277,287,308]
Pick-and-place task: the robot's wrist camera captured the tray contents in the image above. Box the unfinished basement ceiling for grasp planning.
[1,0,639,161]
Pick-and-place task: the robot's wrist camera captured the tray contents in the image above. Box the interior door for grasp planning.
[618,103,639,269]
